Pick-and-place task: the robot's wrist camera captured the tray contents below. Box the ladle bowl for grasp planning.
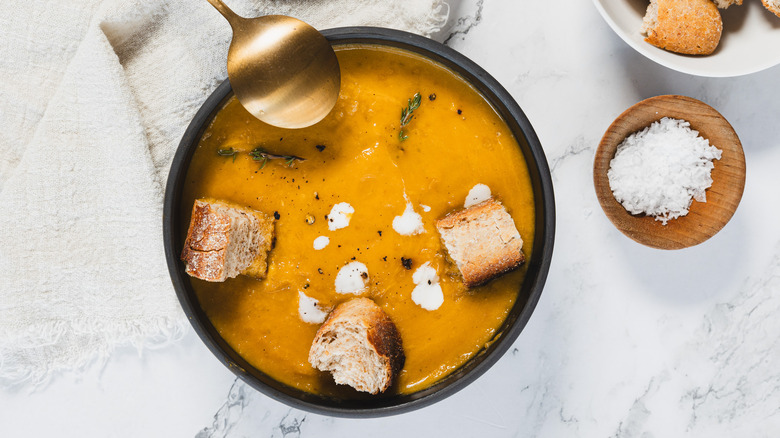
[207,0,340,129]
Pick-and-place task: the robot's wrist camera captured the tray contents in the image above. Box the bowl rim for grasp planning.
[163,26,555,417]
[592,0,780,77]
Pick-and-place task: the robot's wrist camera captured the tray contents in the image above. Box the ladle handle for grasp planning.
[205,0,244,27]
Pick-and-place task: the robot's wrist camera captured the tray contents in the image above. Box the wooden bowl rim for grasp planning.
[593,95,746,250]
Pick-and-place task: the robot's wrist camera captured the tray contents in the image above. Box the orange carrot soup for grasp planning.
[180,44,535,396]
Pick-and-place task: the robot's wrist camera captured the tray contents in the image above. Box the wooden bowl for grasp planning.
[593,95,746,250]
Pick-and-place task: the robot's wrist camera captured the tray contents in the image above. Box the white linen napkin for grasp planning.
[0,0,447,387]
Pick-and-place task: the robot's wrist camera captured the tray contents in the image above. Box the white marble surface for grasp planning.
[3,0,780,436]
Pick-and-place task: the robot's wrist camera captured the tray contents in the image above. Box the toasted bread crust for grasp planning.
[643,0,722,55]
[712,0,742,8]
[436,198,525,288]
[309,297,404,394]
[764,0,780,17]
[180,198,274,282]
[365,312,405,380]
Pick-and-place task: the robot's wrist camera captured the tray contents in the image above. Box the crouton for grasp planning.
[711,0,742,8]
[180,198,274,282]
[641,0,723,55]
[436,198,525,288]
[308,297,405,394]
[763,0,780,17]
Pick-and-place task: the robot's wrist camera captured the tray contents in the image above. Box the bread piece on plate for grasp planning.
[436,198,525,288]
[712,0,742,8]
[764,0,780,17]
[641,0,722,55]
[308,297,405,394]
[180,198,274,282]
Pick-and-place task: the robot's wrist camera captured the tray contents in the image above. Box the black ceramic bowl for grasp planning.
[163,27,555,417]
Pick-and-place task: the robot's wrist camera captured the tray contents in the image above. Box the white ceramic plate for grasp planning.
[593,0,780,77]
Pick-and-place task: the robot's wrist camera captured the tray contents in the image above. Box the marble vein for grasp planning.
[548,135,594,177]
[610,376,660,438]
[677,256,780,435]
[443,0,483,45]
[196,378,248,438]
[196,379,312,438]
[278,410,306,438]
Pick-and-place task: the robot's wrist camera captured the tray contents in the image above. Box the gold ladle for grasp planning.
[206,0,340,129]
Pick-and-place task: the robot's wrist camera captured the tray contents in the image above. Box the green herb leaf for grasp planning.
[250,146,305,168]
[218,145,305,167]
[217,147,238,162]
[399,92,422,142]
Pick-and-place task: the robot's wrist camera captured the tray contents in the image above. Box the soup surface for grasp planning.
[181,44,535,396]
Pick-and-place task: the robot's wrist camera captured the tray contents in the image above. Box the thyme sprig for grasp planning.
[217,147,238,162]
[399,92,422,142]
[216,146,305,168]
[249,147,305,169]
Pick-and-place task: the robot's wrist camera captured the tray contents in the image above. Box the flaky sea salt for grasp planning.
[607,117,722,225]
